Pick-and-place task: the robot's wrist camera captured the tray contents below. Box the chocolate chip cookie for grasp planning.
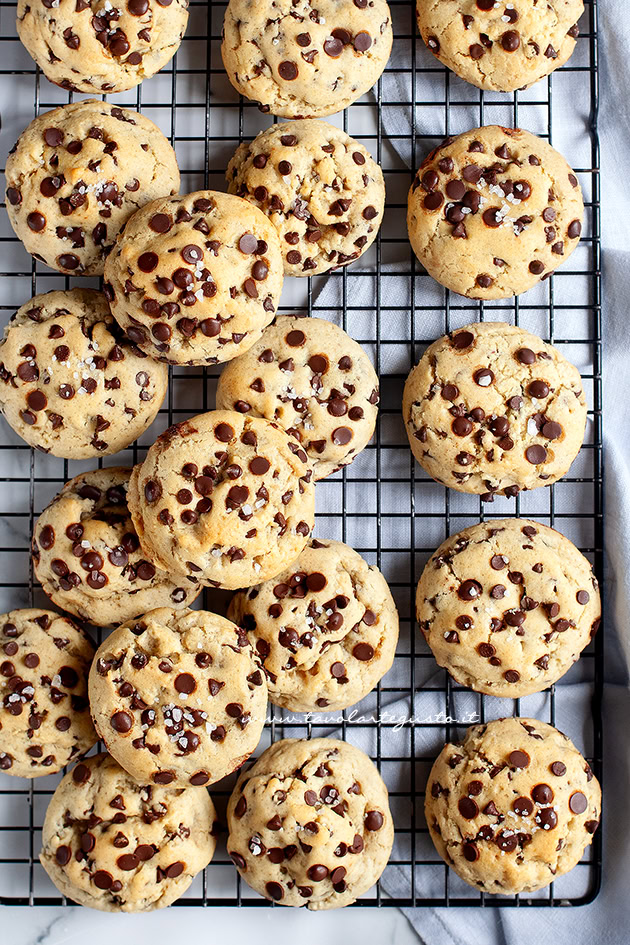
[103,191,284,365]
[227,737,394,908]
[416,519,600,698]
[402,322,587,499]
[0,609,96,777]
[0,289,168,459]
[228,538,399,711]
[226,120,385,276]
[425,717,601,895]
[89,607,268,787]
[40,753,217,911]
[417,1,584,93]
[17,0,189,95]
[408,126,584,298]
[33,468,200,627]
[221,0,393,118]
[128,411,315,590]
[5,100,179,276]
[216,315,379,479]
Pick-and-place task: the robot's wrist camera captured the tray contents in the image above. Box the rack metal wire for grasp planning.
[0,0,602,908]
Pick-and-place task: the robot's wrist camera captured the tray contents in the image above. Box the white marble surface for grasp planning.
[3,904,419,945]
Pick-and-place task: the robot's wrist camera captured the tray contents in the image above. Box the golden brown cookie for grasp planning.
[128,411,315,590]
[40,753,217,911]
[5,100,179,276]
[226,120,385,275]
[425,717,601,895]
[408,126,584,298]
[32,468,200,626]
[216,315,379,479]
[416,519,600,697]
[89,607,268,787]
[17,0,189,95]
[0,289,168,459]
[402,322,587,499]
[227,738,394,908]
[228,538,398,711]
[103,191,284,365]
[0,609,96,777]
[417,0,584,92]
[221,0,393,118]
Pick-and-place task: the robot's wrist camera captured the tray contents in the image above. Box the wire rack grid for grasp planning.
[0,0,602,909]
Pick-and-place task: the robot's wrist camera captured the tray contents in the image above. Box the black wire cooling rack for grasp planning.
[0,0,602,909]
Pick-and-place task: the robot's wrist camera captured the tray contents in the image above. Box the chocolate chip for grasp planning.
[278,61,298,80]
[239,233,258,254]
[503,669,521,683]
[424,192,444,211]
[517,347,536,365]
[508,750,530,768]
[474,368,494,387]
[286,329,305,347]
[446,180,466,201]
[93,870,113,889]
[55,845,71,866]
[535,807,558,830]
[532,783,554,804]
[569,791,588,814]
[44,127,64,147]
[501,30,520,51]
[27,212,46,232]
[525,445,547,465]
[181,244,203,264]
[111,711,133,733]
[542,421,562,440]
[266,881,284,900]
[324,37,343,57]
[458,797,478,819]
[149,213,172,233]
[332,427,352,446]
[458,579,482,601]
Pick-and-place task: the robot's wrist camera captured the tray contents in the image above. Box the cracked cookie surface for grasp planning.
[221,0,393,118]
[89,607,268,787]
[103,191,284,365]
[0,289,168,459]
[227,120,385,276]
[417,0,583,92]
[128,410,315,590]
[228,538,398,711]
[227,737,394,908]
[425,717,600,895]
[216,315,379,479]
[416,519,600,698]
[403,322,587,498]
[33,468,200,626]
[0,608,96,777]
[17,0,189,95]
[407,126,584,299]
[5,100,179,276]
[40,752,217,911]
